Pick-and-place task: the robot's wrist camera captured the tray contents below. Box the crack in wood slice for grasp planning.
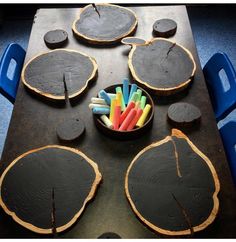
[170,137,182,178]
[51,188,57,236]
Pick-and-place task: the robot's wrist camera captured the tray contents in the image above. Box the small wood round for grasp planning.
[128,38,196,96]
[153,19,177,38]
[56,117,85,142]
[93,84,154,140]
[121,37,147,46]
[0,145,102,234]
[167,102,201,127]
[21,49,98,101]
[125,129,220,236]
[72,4,138,45]
[98,232,121,239]
[44,29,68,49]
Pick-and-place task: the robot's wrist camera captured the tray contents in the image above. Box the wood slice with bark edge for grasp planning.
[0,145,102,234]
[44,29,68,49]
[72,4,138,45]
[21,49,98,101]
[121,37,147,46]
[125,129,220,236]
[128,38,196,96]
[153,19,177,38]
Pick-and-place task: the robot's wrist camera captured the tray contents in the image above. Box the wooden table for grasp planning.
[0,5,236,238]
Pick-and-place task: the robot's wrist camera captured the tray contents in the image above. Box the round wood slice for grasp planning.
[56,117,85,142]
[125,129,220,236]
[153,19,177,38]
[0,145,102,234]
[72,4,138,45]
[121,37,147,46]
[128,38,196,96]
[167,102,201,127]
[44,29,68,49]
[21,49,98,100]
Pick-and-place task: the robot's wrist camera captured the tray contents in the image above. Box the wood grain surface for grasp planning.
[0,6,235,238]
[0,145,101,234]
[125,129,220,236]
[72,4,138,45]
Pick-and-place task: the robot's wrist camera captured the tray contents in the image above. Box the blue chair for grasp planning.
[219,120,236,185]
[203,52,236,122]
[0,43,26,103]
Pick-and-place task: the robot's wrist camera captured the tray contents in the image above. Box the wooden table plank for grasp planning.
[0,5,236,238]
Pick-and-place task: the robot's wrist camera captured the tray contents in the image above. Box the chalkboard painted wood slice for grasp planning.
[153,19,177,38]
[21,49,98,100]
[0,145,102,234]
[72,4,138,45]
[167,102,201,127]
[44,29,68,49]
[121,37,147,46]
[125,129,220,236]
[128,38,196,96]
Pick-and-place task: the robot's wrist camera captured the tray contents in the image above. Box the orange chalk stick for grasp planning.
[119,108,137,131]
[119,101,135,125]
[127,108,143,131]
[113,105,121,130]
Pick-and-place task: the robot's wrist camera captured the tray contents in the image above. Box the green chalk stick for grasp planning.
[116,87,126,111]
[140,96,146,109]
[130,92,139,103]
[137,89,142,101]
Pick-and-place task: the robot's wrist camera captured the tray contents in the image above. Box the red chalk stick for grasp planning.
[127,108,143,131]
[119,101,135,125]
[119,108,137,131]
[113,105,121,130]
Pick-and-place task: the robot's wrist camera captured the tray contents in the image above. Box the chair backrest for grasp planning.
[219,120,236,186]
[203,52,236,121]
[0,43,26,103]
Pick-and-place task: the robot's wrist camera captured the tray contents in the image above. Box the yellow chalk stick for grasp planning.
[136,104,151,127]
[109,98,116,122]
[116,92,122,107]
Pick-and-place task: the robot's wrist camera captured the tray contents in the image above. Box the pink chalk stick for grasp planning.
[119,108,137,131]
[119,101,135,125]
[127,108,143,131]
[113,105,121,130]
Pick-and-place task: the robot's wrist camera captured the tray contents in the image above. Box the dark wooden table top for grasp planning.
[0,5,236,238]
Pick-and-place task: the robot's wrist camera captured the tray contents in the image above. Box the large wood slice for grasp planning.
[72,4,138,45]
[0,145,102,234]
[125,129,220,236]
[21,49,98,100]
[128,38,196,96]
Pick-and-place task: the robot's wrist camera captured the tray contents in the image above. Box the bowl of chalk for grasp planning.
[89,78,154,139]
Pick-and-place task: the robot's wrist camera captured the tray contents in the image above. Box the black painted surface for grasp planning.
[44,29,68,49]
[153,19,177,38]
[74,4,136,42]
[23,49,95,97]
[1,147,96,230]
[128,137,215,232]
[122,37,146,45]
[131,39,194,89]
[56,117,85,142]
[168,102,201,127]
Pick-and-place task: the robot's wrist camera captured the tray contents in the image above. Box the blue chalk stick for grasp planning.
[99,90,111,105]
[123,78,130,105]
[128,84,137,103]
[92,107,110,115]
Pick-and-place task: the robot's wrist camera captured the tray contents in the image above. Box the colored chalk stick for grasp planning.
[92,107,110,115]
[137,89,142,101]
[136,104,151,127]
[113,105,121,130]
[119,101,136,125]
[109,98,116,122]
[119,108,137,131]
[130,92,139,103]
[128,84,137,103]
[127,108,143,131]
[99,90,111,105]
[123,78,130,105]
[91,97,107,105]
[100,115,113,129]
[107,93,116,100]
[140,96,147,110]
[89,103,109,109]
[135,101,141,109]
[116,92,122,107]
[116,87,126,111]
